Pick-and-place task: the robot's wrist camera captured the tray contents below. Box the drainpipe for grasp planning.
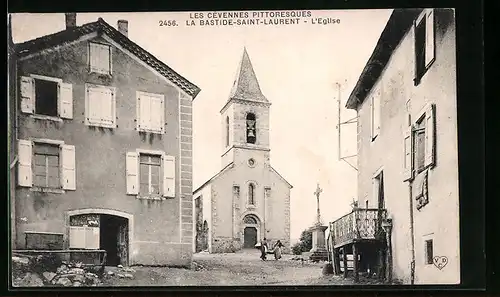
[408,182,416,284]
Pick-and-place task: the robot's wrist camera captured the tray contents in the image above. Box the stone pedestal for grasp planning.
[309,223,328,262]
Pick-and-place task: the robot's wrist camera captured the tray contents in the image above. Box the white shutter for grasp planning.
[85,227,100,249]
[58,82,73,119]
[69,226,86,249]
[403,126,414,181]
[18,139,32,187]
[150,95,165,133]
[20,76,35,114]
[86,86,101,125]
[61,144,76,190]
[126,152,139,195]
[99,45,111,74]
[163,155,176,197]
[137,93,151,131]
[425,9,436,67]
[424,103,436,168]
[374,90,381,135]
[101,88,115,127]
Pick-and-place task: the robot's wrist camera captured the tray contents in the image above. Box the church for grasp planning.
[193,48,293,254]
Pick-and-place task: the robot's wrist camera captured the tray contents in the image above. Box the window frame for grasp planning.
[138,153,162,197]
[413,9,436,86]
[30,139,65,193]
[30,74,64,121]
[414,114,427,174]
[425,239,434,265]
[32,141,61,190]
[135,149,165,199]
[88,41,113,76]
[136,91,166,134]
[84,83,117,129]
[247,182,256,206]
[245,112,257,144]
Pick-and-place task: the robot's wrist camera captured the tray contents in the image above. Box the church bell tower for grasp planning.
[220,48,272,168]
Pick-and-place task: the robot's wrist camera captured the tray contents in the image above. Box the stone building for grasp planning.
[329,9,459,284]
[193,48,292,254]
[11,13,200,266]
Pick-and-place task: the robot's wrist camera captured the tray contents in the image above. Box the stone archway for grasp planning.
[242,214,260,248]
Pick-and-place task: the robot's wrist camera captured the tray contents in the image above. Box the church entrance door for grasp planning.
[243,227,257,248]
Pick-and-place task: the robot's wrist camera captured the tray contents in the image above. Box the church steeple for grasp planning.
[228,47,268,103]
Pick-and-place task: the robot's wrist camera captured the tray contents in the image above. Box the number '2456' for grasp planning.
[159,20,178,26]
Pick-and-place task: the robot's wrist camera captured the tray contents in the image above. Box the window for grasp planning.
[33,143,60,188]
[139,154,162,196]
[137,91,165,134]
[89,42,112,75]
[425,239,434,264]
[126,151,175,198]
[402,103,436,182]
[19,76,73,119]
[371,91,381,141]
[225,116,230,147]
[248,183,255,205]
[85,84,116,128]
[373,171,385,209]
[246,113,256,144]
[243,215,258,225]
[414,9,435,85]
[17,139,76,191]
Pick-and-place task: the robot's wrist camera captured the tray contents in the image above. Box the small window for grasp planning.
[139,154,162,196]
[225,116,230,147]
[137,91,165,134]
[89,42,111,75]
[243,215,258,224]
[425,239,433,264]
[414,118,426,173]
[33,143,60,188]
[415,19,426,81]
[34,78,58,117]
[414,9,436,85]
[246,113,256,144]
[85,84,116,128]
[248,183,255,205]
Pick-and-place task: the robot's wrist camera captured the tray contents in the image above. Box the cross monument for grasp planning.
[308,182,328,261]
[314,183,323,225]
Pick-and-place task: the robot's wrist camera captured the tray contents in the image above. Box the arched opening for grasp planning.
[242,214,260,248]
[248,183,255,205]
[225,116,230,147]
[67,209,132,266]
[246,113,256,144]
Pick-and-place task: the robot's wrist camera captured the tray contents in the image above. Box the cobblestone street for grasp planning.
[102,250,336,286]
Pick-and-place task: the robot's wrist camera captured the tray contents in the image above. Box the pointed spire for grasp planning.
[228,47,268,102]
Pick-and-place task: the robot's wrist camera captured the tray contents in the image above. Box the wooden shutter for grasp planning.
[69,226,86,249]
[87,86,102,125]
[403,126,414,181]
[61,144,76,190]
[20,76,35,114]
[424,103,436,168]
[150,95,165,133]
[126,152,139,195]
[18,139,32,187]
[425,9,436,67]
[137,93,151,131]
[100,88,115,127]
[374,90,381,135]
[85,227,100,249]
[58,82,73,119]
[163,155,176,197]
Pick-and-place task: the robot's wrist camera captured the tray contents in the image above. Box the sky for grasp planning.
[11,10,393,243]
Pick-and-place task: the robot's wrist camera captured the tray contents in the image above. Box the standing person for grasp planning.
[260,238,268,261]
[273,240,284,260]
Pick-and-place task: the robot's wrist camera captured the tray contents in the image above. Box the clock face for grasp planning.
[248,158,255,167]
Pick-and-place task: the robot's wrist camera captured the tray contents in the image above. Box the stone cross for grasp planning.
[314,183,323,225]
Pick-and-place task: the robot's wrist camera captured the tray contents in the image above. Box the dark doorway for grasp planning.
[100,215,129,266]
[243,227,257,248]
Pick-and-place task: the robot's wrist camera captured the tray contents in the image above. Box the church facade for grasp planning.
[193,49,292,254]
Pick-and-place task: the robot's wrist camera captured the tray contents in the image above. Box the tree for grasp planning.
[291,228,313,255]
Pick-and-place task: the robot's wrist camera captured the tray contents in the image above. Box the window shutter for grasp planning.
[424,103,436,168]
[69,226,86,249]
[61,144,76,190]
[18,139,33,187]
[163,155,176,197]
[150,95,165,133]
[137,94,151,131]
[374,90,381,134]
[403,126,414,181]
[87,86,102,125]
[126,152,139,195]
[101,88,115,127]
[85,227,100,249]
[20,76,35,114]
[425,9,435,67]
[58,82,73,119]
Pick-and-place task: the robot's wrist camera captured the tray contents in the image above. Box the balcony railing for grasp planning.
[329,208,387,248]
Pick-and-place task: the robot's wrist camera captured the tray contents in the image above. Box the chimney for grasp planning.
[65,13,77,29]
[117,20,128,37]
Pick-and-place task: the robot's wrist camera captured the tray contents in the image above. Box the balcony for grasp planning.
[329,208,387,248]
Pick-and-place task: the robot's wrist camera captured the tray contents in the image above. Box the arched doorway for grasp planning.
[66,209,133,266]
[242,214,260,248]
